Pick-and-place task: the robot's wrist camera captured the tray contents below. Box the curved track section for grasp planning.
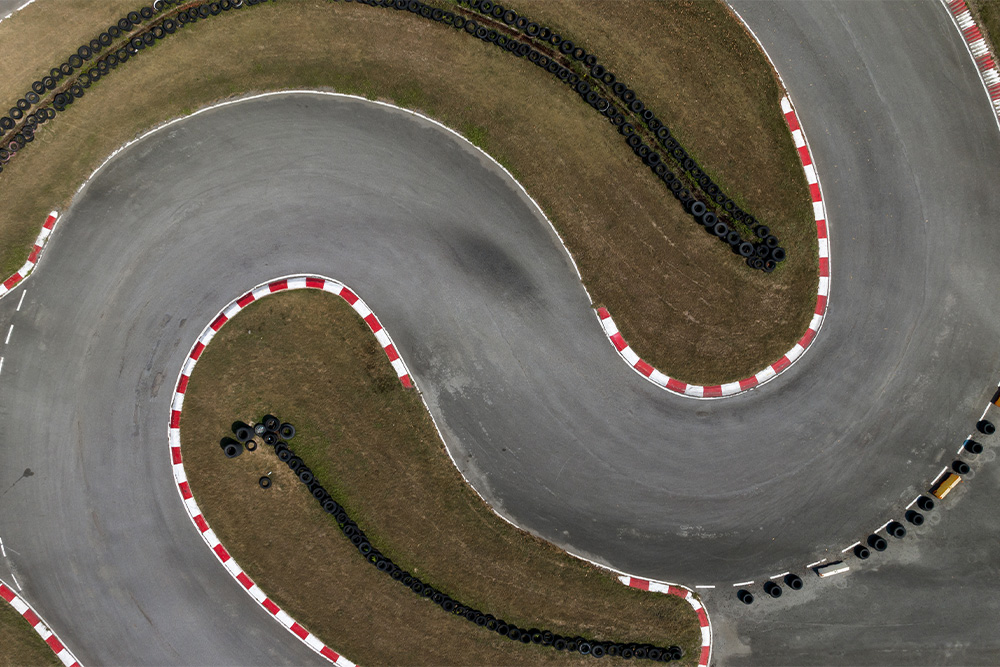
[1,1,999,645]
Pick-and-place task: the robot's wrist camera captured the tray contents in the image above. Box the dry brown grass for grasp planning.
[181,289,703,665]
[0,597,60,667]
[970,0,1000,56]
[0,0,813,385]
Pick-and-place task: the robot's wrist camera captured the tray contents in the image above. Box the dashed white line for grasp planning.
[769,571,789,579]
[694,585,716,589]
[0,357,5,375]
[732,580,754,587]
[9,571,21,590]
[15,290,25,311]
[905,495,921,510]
[4,324,12,345]
[806,558,827,569]
[842,541,861,553]
[874,520,892,533]
[0,536,5,558]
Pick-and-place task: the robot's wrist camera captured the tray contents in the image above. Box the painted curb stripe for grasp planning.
[621,576,712,667]
[0,212,58,299]
[598,94,830,399]
[942,0,1000,121]
[0,580,81,667]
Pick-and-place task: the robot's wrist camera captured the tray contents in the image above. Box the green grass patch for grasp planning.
[0,596,61,667]
[0,0,815,384]
[180,289,703,665]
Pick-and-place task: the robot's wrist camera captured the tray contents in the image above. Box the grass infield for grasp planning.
[0,0,815,385]
[969,0,1000,57]
[0,595,61,667]
[180,288,703,665]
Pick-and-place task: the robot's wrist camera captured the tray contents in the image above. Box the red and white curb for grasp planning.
[944,0,1000,127]
[620,576,711,667]
[168,274,420,666]
[0,211,58,299]
[0,579,81,667]
[598,94,830,399]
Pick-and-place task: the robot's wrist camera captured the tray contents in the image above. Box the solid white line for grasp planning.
[694,585,716,589]
[874,520,892,533]
[10,571,20,590]
[842,541,861,553]
[15,290,25,311]
[4,324,12,344]
[769,571,789,579]
[905,496,921,510]
[732,580,754,587]
[806,559,827,569]
[0,536,5,558]
[0,357,5,375]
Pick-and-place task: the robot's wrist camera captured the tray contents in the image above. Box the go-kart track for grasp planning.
[1,1,999,665]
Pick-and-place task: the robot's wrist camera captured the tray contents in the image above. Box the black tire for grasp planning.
[61,62,74,76]
[78,45,93,60]
[887,521,906,538]
[108,25,121,38]
[263,415,280,431]
[622,89,636,103]
[163,18,177,33]
[0,117,12,131]
[738,242,754,258]
[612,81,626,96]
[785,573,804,590]
[233,424,253,442]
[647,647,662,660]
[507,627,522,641]
[689,200,707,218]
[263,432,278,446]
[278,423,295,439]
[69,54,84,68]
[905,509,925,526]
[669,647,684,661]
[620,647,634,658]
[756,244,770,258]
[130,37,144,50]
[559,40,573,55]
[298,469,314,484]
[726,231,741,246]
[322,498,339,513]
[916,495,935,512]
[142,32,155,46]
[118,18,133,31]
[630,99,644,114]
[223,442,242,458]
[259,476,272,489]
[89,39,102,53]
[497,623,511,637]
[127,10,141,23]
[764,581,782,598]
[867,534,888,551]
[245,439,258,452]
[771,247,787,262]
[712,222,729,238]
[736,589,753,604]
[854,544,871,559]
[140,6,154,19]
[287,456,303,471]
[701,211,717,228]
[977,419,995,435]
[953,460,971,475]
[31,81,45,95]
[751,257,765,270]
[359,541,372,556]
[763,259,776,273]
[965,439,984,454]
[25,92,39,104]
[577,641,592,655]
[151,25,165,39]
[9,107,22,120]
[540,630,554,645]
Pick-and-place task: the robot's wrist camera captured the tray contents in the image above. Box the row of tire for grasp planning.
[735,572,804,605]
[264,433,686,661]
[448,0,786,270]
[0,0,265,170]
[739,418,997,604]
[332,0,785,270]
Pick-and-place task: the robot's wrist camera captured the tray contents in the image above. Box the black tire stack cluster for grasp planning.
[736,572,802,605]
[333,0,786,272]
[256,419,685,661]
[0,0,269,176]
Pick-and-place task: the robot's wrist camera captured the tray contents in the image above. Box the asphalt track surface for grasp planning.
[0,1,998,665]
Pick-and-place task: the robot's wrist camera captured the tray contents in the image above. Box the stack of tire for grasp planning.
[0,0,262,172]
[271,433,684,661]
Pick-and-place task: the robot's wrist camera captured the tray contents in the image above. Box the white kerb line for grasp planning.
[4,325,12,344]
[15,290,25,311]
[0,357,4,375]
[0,536,5,557]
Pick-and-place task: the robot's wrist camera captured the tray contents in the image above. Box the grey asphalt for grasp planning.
[0,0,997,664]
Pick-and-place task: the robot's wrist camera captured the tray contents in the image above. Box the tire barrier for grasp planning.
[269,436,686,661]
[904,509,924,526]
[886,521,907,539]
[867,534,888,552]
[783,573,804,590]
[0,0,784,273]
[916,495,935,512]
[736,589,754,605]
[0,0,258,178]
[952,459,971,475]
[977,419,995,435]
[762,581,782,598]
[964,439,984,454]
